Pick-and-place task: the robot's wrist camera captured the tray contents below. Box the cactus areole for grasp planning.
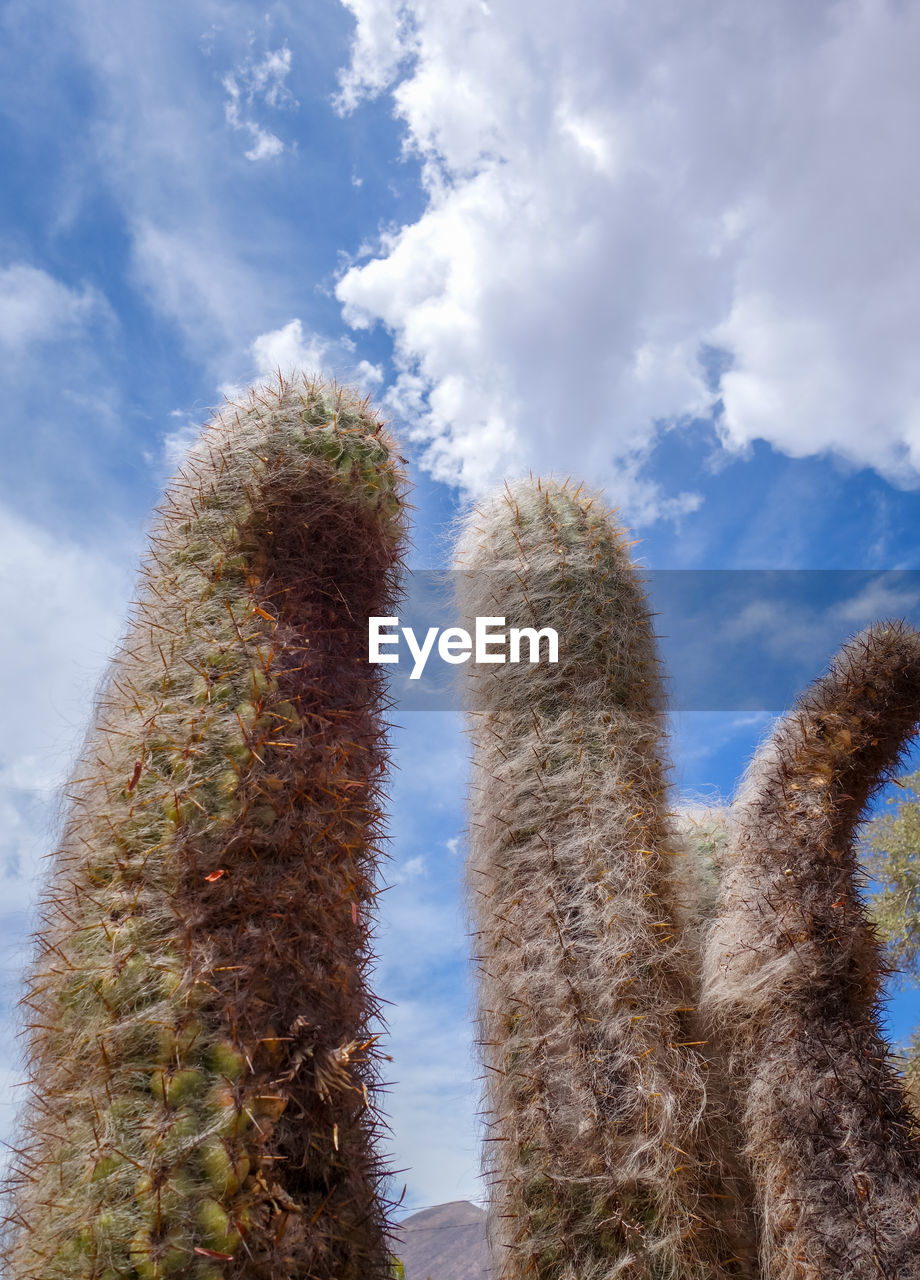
[3,375,407,1280]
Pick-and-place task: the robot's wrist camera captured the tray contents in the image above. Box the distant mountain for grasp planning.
[392,1200,490,1280]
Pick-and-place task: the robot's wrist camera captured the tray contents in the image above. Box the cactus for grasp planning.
[700,622,920,1278]
[2,374,407,1279]
[671,807,761,1275]
[670,806,729,954]
[905,1032,920,1117]
[456,480,737,1279]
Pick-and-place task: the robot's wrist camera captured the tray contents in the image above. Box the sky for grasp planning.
[1,0,920,1215]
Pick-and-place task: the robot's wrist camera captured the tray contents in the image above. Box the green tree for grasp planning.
[862,767,920,1108]
[863,768,920,971]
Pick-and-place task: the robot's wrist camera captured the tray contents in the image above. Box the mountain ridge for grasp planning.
[392,1200,490,1280]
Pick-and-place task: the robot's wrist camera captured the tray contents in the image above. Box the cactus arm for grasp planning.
[3,374,406,1280]
[701,622,920,1279]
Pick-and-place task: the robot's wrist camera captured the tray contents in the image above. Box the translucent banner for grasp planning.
[372,570,920,711]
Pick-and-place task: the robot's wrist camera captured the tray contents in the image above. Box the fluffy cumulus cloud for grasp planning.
[335,0,920,512]
[250,317,330,375]
[245,319,382,396]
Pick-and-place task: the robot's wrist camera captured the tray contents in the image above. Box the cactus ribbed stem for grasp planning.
[3,374,406,1280]
[701,622,920,1279]
[457,480,733,1280]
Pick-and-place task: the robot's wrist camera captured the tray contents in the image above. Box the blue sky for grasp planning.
[2,0,920,1213]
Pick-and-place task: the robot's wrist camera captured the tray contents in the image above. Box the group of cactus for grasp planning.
[459,485,920,1279]
[2,372,918,1280]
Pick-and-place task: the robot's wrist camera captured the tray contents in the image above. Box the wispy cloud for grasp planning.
[834,576,920,626]
[0,500,131,822]
[0,264,110,348]
[380,997,482,1210]
[46,7,313,367]
[161,410,206,468]
[223,44,297,161]
[0,502,133,1150]
[373,712,478,1205]
[130,220,260,353]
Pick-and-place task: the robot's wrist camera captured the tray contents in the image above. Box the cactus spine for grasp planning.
[3,374,406,1279]
[700,622,920,1278]
[456,480,735,1279]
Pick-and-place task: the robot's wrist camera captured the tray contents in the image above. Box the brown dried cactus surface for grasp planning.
[3,375,407,1280]
[457,480,735,1280]
[701,622,920,1279]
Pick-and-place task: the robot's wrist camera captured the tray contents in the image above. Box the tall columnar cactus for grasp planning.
[3,375,407,1280]
[456,480,738,1279]
[700,622,920,1278]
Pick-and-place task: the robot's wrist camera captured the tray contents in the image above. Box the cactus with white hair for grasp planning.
[456,479,743,1279]
[700,622,920,1278]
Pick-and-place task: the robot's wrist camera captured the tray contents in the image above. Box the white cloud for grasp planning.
[834,575,920,626]
[250,317,330,377]
[223,44,296,161]
[355,358,384,385]
[228,322,384,404]
[162,411,205,468]
[248,47,295,107]
[223,77,284,160]
[131,220,261,352]
[56,7,311,366]
[240,121,284,162]
[335,0,920,514]
[0,503,130,1160]
[334,1,414,114]
[397,854,427,879]
[0,264,107,347]
[0,502,131,937]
